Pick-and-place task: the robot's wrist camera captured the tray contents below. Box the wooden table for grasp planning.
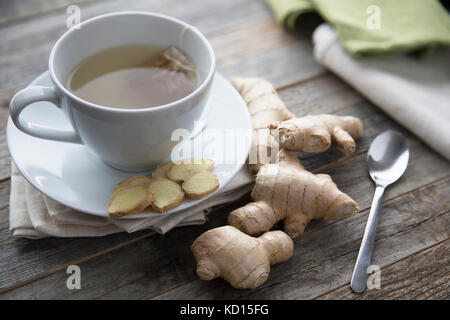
[0,0,448,300]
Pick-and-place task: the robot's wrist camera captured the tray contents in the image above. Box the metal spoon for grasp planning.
[350,130,409,293]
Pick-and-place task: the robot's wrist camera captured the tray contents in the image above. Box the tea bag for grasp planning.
[153,46,196,80]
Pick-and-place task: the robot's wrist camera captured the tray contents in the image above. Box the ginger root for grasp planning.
[191,225,293,289]
[190,77,362,288]
[228,150,359,238]
[270,115,363,156]
[231,77,294,173]
[227,77,361,238]
[231,77,363,172]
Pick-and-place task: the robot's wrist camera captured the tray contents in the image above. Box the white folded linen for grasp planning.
[313,24,450,161]
[9,164,253,239]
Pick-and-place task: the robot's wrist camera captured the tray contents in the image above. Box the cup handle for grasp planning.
[10,86,82,143]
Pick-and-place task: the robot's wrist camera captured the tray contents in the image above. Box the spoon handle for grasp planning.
[351,185,385,293]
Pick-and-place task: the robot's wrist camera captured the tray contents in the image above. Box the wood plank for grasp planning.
[0,0,90,26]
[279,73,364,115]
[316,240,449,300]
[0,180,10,210]
[2,140,447,299]
[0,132,10,181]
[210,17,300,67]
[0,90,15,131]
[0,206,154,292]
[218,41,324,88]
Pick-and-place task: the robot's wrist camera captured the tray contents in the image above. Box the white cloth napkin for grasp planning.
[9,164,254,239]
[313,24,450,161]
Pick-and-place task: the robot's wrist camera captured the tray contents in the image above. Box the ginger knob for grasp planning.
[229,150,360,238]
[191,226,293,289]
[270,114,363,156]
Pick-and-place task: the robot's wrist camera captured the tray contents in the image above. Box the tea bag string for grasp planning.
[172,25,197,74]
[179,25,198,52]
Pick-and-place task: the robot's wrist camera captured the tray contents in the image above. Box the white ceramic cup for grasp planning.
[10,11,215,171]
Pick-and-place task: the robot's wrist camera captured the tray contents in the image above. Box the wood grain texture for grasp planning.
[0,91,15,132]
[0,0,92,26]
[0,180,10,210]
[153,179,450,300]
[210,17,300,67]
[0,132,10,182]
[0,196,248,299]
[0,0,315,290]
[0,66,444,293]
[1,73,449,294]
[1,176,448,299]
[317,240,449,300]
[1,141,450,298]
[1,0,448,300]
[219,41,324,88]
[0,76,353,291]
[0,195,154,292]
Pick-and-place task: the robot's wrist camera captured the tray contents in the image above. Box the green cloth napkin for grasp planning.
[266,0,450,57]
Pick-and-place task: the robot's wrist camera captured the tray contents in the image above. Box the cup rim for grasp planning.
[48,11,216,113]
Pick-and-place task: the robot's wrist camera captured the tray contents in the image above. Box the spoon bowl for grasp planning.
[368,130,410,187]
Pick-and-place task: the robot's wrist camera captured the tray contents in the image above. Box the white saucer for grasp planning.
[7,72,252,219]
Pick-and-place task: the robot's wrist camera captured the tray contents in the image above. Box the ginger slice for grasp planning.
[114,175,153,191]
[148,178,185,212]
[152,161,174,179]
[167,159,214,183]
[183,171,219,200]
[107,184,153,217]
